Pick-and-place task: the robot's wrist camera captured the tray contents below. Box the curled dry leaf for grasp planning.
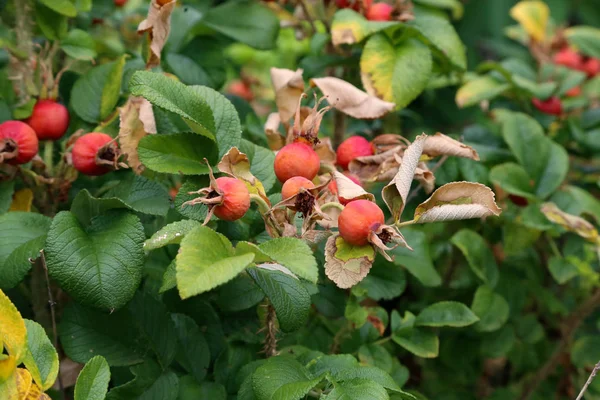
[414,182,502,223]
[332,170,374,204]
[217,147,268,202]
[264,112,285,151]
[270,68,305,123]
[371,134,409,153]
[119,97,156,174]
[382,134,427,222]
[349,146,403,182]
[315,137,336,165]
[137,0,177,69]
[310,77,395,119]
[325,234,375,289]
[541,202,599,243]
[415,162,435,194]
[422,133,479,160]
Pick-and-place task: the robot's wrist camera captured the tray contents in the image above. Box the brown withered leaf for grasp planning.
[139,98,157,134]
[217,147,268,202]
[423,133,479,160]
[310,77,395,119]
[264,112,285,151]
[325,234,375,289]
[315,137,337,164]
[414,182,501,223]
[371,134,409,153]
[415,162,435,194]
[333,171,374,204]
[271,68,305,123]
[541,202,599,243]
[119,97,155,174]
[137,0,177,68]
[382,134,427,222]
[349,146,403,182]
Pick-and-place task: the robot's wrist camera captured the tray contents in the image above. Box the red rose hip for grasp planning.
[583,58,600,77]
[0,121,39,164]
[72,133,115,176]
[366,2,394,21]
[532,97,562,115]
[26,100,70,141]
[274,142,321,183]
[553,48,583,70]
[338,200,385,246]
[282,176,315,199]
[212,177,250,221]
[336,136,373,169]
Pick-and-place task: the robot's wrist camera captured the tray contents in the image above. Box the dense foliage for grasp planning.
[1,0,600,399]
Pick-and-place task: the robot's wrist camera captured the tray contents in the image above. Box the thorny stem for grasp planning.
[43,140,54,175]
[576,362,600,400]
[519,287,600,400]
[264,304,278,358]
[36,250,65,400]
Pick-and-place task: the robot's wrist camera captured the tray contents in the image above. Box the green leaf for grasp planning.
[247,266,311,332]
[470,286,510,332]
[408,14,466,70]
[489,163,536,198]
[548,256,579,284]
[103,175,171,217]
[61,29,97,60]
[191,86,242,157]
[129,71,216,139]
[71,56,126,123]
[571,336,600,368]
[144,220,202,251]
[127,291,177,369]
[392,328,439,358]
[415,301,478,328]
[75,0,92,12]
[46,210,145,310]
[306,354,359,378]
[216,274,265,312]
[456,76,510,108]
[106,360,179,400]
[74,356,111,400]
[165,54,213,86]
[159,261,177,294]
[174,177,210,221]
[0,212,51,289]
[358,344,394,373]
[137,133,219,175]
[334,366,401,392]
[0,181,14,213]
[70,190,129,226]
[176,225,255,299]
[177,376,227,400]
[324,379,389,400]
[392,228,441,287]
[450,229,499,287]
[256,238,318,283]
[36,3,68,41]
[357,261,406,301]
[565,26,600,58]
[22,319,59,391]
[202,1,280,50]
[535,142,569,199]
[252,356,324,400]
[171,314,210,383]
[239,139,277,194]
[413,0,463,19]
[39,0,76,17]
[361,36,432,108]
[59,302,144,366]
[331,9,398,46]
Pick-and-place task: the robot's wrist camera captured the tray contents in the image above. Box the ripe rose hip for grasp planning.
[274,142,321,183]
[0,121,39,164]
[72,133,115,176]
[336,136,373,169]
[366,2,394,21]
[508,194,528,207]
[212,177,250,221]
[114,0,127,6]
[553,48,583,70]
[282,176,315,200]
[583,58,600,77]
[156,0,171,5]
[338,200,385,246]
[565,86,581,97]
[26,100,70,141]
[532,97,562,115]
[227,80,253,101]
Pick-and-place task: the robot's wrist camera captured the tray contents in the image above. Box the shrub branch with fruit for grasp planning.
[1,0,600,399]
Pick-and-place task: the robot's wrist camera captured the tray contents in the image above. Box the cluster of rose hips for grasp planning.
[0,99,118,176]
[335,0,394,21]
[532,47,600,116]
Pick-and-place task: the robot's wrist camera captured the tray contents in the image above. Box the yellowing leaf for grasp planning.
[137,0,177,68]
[9,189,33,212]
[509,0,549,42]
[16,368,32,399]
[0,289,27,363]
[217,147,268,202]
[270,68,304,123]
[414,182,502,223]
[264,113,285,151]
[0,362,17,399]
[541,203,599,243]
[0,355,17,382]
[325,235,375,289]
[456,76,510,108]
[310,77,395,119]
[331,9,397,46]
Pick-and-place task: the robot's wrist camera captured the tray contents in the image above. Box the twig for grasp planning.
[519,288,600,400]
[332,109,346,148]
[38,250,65,399]
[576,362,600,400]
[297,0,318,34]
[264,304,278,357]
